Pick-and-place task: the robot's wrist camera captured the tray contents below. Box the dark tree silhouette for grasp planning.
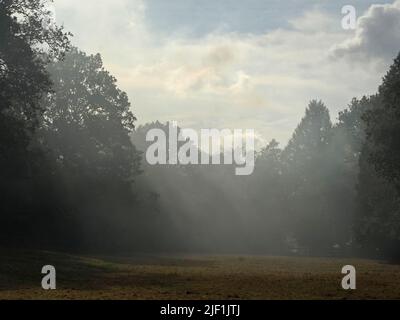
[355,54,400,260]
[0,0,70,246]
[364,53,400,194]
[41,48,140,181]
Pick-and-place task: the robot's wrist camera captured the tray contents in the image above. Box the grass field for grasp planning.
[1,249,400,300]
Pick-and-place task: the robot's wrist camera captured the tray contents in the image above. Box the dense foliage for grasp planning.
[1,0,400,259]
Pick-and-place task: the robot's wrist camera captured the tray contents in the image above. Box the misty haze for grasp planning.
[1,0,400,301]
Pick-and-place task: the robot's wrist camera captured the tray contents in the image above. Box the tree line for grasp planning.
[1,0,400,259]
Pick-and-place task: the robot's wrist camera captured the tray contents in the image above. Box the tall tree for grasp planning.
[0,0,70,247]
[0,0,70,176]
[41,48,140,181]
[282,100,334,254]
[34,48,142,251]
[364,53,400,194]
[356,54,400,259]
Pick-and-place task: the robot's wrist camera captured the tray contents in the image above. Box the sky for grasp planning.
[52,0,400,146]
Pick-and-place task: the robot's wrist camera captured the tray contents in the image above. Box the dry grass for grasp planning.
[1,249,400,300]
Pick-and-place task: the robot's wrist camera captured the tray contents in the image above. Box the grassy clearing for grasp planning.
[1,249,400,300]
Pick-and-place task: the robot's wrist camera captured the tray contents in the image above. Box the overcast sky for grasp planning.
[53,0,400,146]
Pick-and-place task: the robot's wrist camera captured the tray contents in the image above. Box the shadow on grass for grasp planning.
[0,248,213,293]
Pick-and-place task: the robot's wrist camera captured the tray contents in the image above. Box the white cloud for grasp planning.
[289,9,339,33]
[53,0,390,145]
[331,0,400,66]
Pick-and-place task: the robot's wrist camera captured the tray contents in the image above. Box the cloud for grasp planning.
[331,1,400,65]
[54,0,149,58]
[53,1,389,145]
[289,9,339,33]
